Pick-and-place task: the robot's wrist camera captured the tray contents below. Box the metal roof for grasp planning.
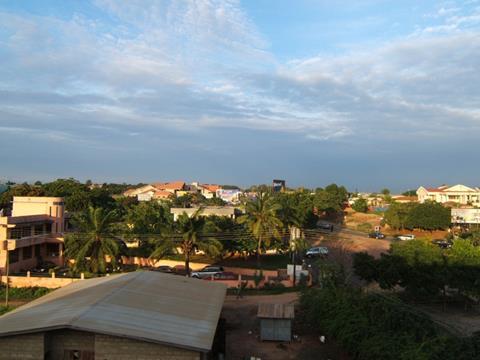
[257,303,295,319]
[0,271,226,352]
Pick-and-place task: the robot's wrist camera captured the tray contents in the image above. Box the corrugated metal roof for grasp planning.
[257,303,295,319]
[0,271,226,352]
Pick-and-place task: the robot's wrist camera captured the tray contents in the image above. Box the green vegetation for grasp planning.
[313,184,348,215]
[353,239,480,307]
[384,201,450,230]
[238,192,283,263]
[299,286,480,360]
[150,208,222,276]
[352,198,368,213]
[356,222,373,232]
[0,286,51,301]
[65,207,122,273]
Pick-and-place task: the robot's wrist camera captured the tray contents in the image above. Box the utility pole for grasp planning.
[4,247,9,307]
[290,226,301,287]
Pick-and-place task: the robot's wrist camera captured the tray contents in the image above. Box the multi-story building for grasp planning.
[0,197,65,274]
[417,185,480,206]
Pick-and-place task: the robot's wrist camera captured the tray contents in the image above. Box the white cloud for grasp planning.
[0,0,479,147]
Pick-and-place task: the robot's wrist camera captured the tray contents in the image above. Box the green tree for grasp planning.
[383,202,414,230]
[314,184,348,215]
[406,202,451,230]
[0,183,45,209]
[125,201,173,255]
[352,198,368,213]
[65,207,122,273]
[381,188,390,196]
[238,192,282,265]
[150,209,222,276]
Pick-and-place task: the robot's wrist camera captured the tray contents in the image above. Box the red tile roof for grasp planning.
[153,181,185,191]
[201,184,221,193]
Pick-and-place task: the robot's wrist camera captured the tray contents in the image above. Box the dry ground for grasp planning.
[223,293,350,360]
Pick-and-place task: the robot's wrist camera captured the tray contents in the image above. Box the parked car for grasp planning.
[204,271,238,281]
[305,246,329,258]
[171,265,188,276]
[431,239,452,249]
[191,266,225,279]
[396,234,415,241]
[317,223,334,232]
[368,232,386,239]
[151,265,173,273]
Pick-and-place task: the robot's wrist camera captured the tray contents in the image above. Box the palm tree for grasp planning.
[150,208,222,276]
[65,207,122,274]
[238,192,282,265]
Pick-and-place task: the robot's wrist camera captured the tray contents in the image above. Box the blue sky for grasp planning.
[1,0,480,192]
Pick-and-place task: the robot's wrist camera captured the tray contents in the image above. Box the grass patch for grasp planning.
[218,254,289,270]
[0,286,52,301]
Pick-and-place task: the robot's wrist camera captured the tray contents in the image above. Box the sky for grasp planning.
[0,0,479,192]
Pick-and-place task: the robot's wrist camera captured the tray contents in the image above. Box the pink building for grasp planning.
[0,197,65,274]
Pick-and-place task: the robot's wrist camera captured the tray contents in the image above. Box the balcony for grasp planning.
[4,233,64,250]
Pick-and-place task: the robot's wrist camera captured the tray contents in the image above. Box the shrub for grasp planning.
[357,222,373,232]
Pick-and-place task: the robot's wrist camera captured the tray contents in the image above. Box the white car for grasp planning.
[305,247,329,258]
[396,234,415,241]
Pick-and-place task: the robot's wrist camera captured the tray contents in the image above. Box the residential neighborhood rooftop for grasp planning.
[0,271,227,353]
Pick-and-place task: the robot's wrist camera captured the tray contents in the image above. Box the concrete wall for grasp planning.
[0,332,44,360]
[45,329,94,359]
[95,334,201,360]
[0,274,82,288]
[0,330,202,360]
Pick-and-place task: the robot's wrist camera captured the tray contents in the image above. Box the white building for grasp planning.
[417,185,480,206]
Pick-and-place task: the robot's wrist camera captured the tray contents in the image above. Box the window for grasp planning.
[34,224,44,235]
[34,244,41,258]
[46,243,60,257]
[22,246,32,260]
[8,249,19,264]
[46,223,52,233]
[8,226,31,239]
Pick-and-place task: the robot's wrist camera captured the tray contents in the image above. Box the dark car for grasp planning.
[368,232,386,239]
[150,265,173,273]
[317,223,334,232]
[432,239,452,249]
[171,265,188,276]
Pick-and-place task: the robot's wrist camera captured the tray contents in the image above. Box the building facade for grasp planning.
[417,185,480,206]
[0,196,65,274]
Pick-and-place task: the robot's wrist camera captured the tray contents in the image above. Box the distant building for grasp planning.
[417,185,480,206]
[0,197,65,274]
[170,206,241,221]
[391,195,418,203]
[0,271,226,360]
[124,181,186,201]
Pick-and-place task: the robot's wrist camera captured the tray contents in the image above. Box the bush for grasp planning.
[0,286,51,300]
[352,198,369,213]
[299,286,479,360]
[357,222,373,232]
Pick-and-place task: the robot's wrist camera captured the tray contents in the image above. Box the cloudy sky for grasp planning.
[0,0,479,191]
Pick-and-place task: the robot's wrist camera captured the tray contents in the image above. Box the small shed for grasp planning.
[257,303,294,341]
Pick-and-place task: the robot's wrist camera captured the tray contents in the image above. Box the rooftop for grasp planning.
[0,271,226,352]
